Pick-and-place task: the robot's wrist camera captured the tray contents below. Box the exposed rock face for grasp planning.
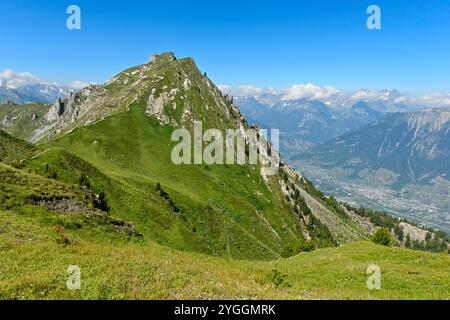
[0,102,51,140]
[1,114,13,128]
[16,52,248,144]
[27,195,143,237]
[141,53,242,130]
[30,86,109,142]
[27,195,98,214]
[146,88,176,125]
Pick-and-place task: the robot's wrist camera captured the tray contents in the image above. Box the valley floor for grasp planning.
[292,160,450,233]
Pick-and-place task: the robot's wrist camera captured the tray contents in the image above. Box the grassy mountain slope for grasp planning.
[1,53,448,300]
[22,52,370,259]
[2,54,368,254]
[1,161,448,299]
[0,130,36,165]
[32,103,304,260]
[0,102,51,140]
[1,221,448,299]
[0,163,142,243]
[2,132,446,299]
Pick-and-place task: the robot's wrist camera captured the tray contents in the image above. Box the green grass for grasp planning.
[1,54,363,259]
[0,111,447,300]
[1,55,448,300]
[26,101,307,260]
[0,163,143,243]
[0,130,36,165]
[0,218,448,300]
[0,102,50,140]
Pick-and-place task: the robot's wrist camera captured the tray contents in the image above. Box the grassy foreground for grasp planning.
[0,215,448,300]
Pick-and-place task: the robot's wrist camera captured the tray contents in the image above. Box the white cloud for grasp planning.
[239,85,265,96]
[217,84,232,95]
[417,93,450,107]
[0,68,95,91]
[69,80,94,90]
[214,82,450,110]
[281,83,339,101]
[238,85,279,96]
[217,85,280,97]
[0,69,41,89]
[348,89,400,102]
[348,90,450,108]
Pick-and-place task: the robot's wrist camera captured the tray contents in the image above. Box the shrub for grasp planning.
[325,196,349,220]
[394,225,404,241]
[372,227,393,246]
[307,215,337,247]
[268,269,290,288]
[405,234,411,248]
[54,226,76,246]
[79,173,91,188]
[299,240,315,252]
[93,191,110,212]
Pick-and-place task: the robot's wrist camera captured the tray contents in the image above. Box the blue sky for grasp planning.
[1,0,450,95]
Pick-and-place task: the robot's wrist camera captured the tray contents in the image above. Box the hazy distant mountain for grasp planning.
[342,101,383,131]
[294,109,450,231]
[233,86,450,159]
[234,87,450,230]
[235,95,383,155]
[300,109,450,186]
[344,89,407,113]
[0,82,71,104]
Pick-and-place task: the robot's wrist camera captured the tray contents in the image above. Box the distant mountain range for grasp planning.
[235,89,450,157]
[0,81,71,104]
[299,109,450,186]
[233,91,450,232]
[235,93,386,154]
[293,109,450,232]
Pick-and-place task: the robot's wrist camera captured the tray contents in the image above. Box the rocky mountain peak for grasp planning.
[149,52,177,63]
[26,53,248,142]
